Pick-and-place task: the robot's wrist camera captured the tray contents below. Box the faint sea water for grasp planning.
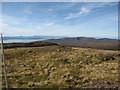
[3,36,65,43]
[3,39,48,43]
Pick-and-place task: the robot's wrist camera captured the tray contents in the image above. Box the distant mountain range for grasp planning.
[3,36,119,50]
[45,37,119,50]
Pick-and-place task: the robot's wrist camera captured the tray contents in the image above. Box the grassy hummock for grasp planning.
[2,45,119,88]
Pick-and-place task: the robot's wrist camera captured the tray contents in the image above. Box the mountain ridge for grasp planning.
[45,37,119,50]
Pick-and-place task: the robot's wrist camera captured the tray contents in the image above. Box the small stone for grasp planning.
[57,49,61,52]
[69,76,73,80]
[61,45,65,47]
[27,50,32,53]
[59,64,63,68]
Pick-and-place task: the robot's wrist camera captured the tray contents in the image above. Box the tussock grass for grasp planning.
[2,46,119,88]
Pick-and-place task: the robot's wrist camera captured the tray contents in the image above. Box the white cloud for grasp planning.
[2,2,117,37]
[64,7,90,20]
[48,8,53,12]
[46,23,54,26]
[64,2,117,20]
[52,2,78,11]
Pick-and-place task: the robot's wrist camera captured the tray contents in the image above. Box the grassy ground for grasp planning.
[2,45,119,88]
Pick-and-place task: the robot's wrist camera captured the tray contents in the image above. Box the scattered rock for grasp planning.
[57,49,61,52]
[69,76,74,80]
[61,45,65,47]
[26,50,32,53]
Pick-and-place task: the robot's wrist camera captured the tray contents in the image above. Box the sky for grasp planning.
[1,2,118,38]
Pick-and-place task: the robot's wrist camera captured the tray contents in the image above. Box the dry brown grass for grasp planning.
[2,46,119,88]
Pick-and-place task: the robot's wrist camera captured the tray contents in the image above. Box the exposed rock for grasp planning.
[69,76,74,80]
[26,50,32,53]
[59,64,64,68]
[57,49,61,52]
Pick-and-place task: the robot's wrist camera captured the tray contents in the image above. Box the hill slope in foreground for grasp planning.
[2,42,119,88]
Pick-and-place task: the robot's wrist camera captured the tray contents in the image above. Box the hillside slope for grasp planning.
[45,37,119,50]
[3,41,59,49]
[2,46,119,88]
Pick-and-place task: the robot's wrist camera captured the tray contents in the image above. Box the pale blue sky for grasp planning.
[2,2,118,38]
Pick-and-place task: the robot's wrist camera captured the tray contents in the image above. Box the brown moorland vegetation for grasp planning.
[2,42,119,88]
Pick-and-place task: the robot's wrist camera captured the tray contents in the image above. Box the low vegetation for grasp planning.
[3,41,58,49]
[2,45,119,88]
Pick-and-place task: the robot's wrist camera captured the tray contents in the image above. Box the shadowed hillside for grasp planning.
[3,41,59,49]
[45,37,119,50]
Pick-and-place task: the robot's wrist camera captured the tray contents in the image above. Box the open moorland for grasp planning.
[2,41,119,88]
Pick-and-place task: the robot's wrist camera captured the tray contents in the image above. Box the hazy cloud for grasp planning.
[2,2,117,38]
[46,23,54,26]
[3,14,28,25]
[64,2,117,20]
[64,7,90,20]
